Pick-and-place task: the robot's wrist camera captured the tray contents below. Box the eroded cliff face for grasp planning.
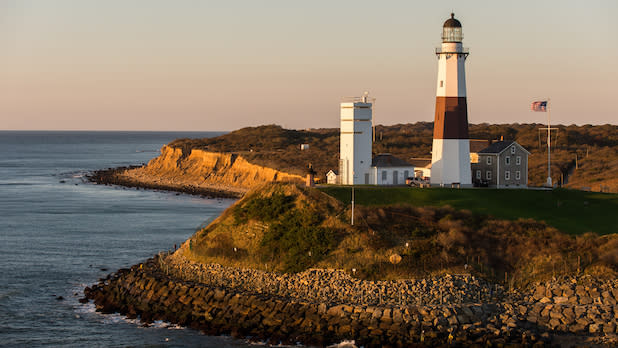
[119,145,303,194]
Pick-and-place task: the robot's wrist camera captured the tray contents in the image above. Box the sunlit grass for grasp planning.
[320,186,618,235]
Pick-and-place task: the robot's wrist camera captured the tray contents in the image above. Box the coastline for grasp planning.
[83,153,618,346]
[89,166,245,199]
[84,253,618,347]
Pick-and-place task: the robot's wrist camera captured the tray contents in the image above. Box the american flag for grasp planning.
[531,101,547,112]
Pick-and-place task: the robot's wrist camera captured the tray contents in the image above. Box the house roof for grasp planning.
[372,154,413,167]
[408,158,432,168]
[469,139,491,153]
[478,140,531,155]
[326,169,338,175]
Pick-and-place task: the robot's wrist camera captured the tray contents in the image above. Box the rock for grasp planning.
[539,297,552,303]
[579,296,593,305]
[327,305,346,318]
[604,322,616,334]
[589,323,602,333]
[213,289,226,301]
[574,305,587,318]
[553,296,568,304]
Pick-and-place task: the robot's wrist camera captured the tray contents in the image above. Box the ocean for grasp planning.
[0,131,254,347]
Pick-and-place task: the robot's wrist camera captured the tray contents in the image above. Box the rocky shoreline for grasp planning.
[89,166,245,199]
[83,254,618,347]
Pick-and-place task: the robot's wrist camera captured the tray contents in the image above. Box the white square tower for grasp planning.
[339,93,373,185]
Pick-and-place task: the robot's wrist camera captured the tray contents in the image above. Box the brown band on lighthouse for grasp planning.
[433,97,469,139]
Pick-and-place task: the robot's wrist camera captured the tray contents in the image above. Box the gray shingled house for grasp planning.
[471,140,530,188]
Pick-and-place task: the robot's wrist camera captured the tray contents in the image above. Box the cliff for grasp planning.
[110,145,304,196]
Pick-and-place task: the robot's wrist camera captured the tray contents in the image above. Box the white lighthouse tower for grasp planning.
[339,93,373,185]
[430,13,472,187]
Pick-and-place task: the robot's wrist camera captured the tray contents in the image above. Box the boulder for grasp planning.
[589,323,602,333]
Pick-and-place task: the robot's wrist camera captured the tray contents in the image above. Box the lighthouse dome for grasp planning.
[442,13,463,42]
[443,13,462,28]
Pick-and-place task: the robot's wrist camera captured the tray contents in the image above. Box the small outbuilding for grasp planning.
[326,170,338,184]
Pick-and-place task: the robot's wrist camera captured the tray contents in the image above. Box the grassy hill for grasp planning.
[179,182,617,287]
[320,187,618,235]
[168,123,618,192]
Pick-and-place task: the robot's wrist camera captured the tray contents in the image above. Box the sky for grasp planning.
[1,0,616,131]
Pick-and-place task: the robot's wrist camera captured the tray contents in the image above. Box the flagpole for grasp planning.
[546,98,552,187]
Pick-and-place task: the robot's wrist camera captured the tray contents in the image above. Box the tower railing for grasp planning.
[435,47,469,55]
[340,96,375,103]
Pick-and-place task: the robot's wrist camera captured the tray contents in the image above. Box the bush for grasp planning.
[233,192,294,224]
[260,209,335,272]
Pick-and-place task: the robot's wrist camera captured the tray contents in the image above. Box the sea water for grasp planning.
[0,131,254,347]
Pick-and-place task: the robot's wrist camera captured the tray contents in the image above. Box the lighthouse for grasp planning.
[430,13,472,187]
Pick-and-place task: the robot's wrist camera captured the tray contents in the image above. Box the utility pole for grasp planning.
[351,172,355,226]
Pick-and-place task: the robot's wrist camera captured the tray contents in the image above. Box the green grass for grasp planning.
[319,186,618,235]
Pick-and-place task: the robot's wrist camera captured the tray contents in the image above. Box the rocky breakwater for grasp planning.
[514,276,618,344]
[90,145,304,198]
[84,254,618,347]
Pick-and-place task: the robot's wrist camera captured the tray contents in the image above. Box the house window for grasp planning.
[516,156,521,165]
[486,156,492,165]
[516,171,521,180]
[381,170,387,181]
[486,170,492,180]
[505,171,510,180]
[476,170,481,179]
[511,145,516,154]
[505,156,510,165]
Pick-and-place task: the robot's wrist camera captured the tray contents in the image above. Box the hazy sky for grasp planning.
[1,1,616,131]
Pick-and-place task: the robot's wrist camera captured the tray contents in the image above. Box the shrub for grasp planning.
[260,209,335,272]
[233,192,294,224]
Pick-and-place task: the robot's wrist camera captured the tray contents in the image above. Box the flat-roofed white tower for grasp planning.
[431,13,472,187]
[339,93,372,185]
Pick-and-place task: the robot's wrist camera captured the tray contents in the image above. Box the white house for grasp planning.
[369,154,415,185]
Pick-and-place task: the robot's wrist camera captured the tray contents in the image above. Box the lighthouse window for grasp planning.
[440,80,444,87]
